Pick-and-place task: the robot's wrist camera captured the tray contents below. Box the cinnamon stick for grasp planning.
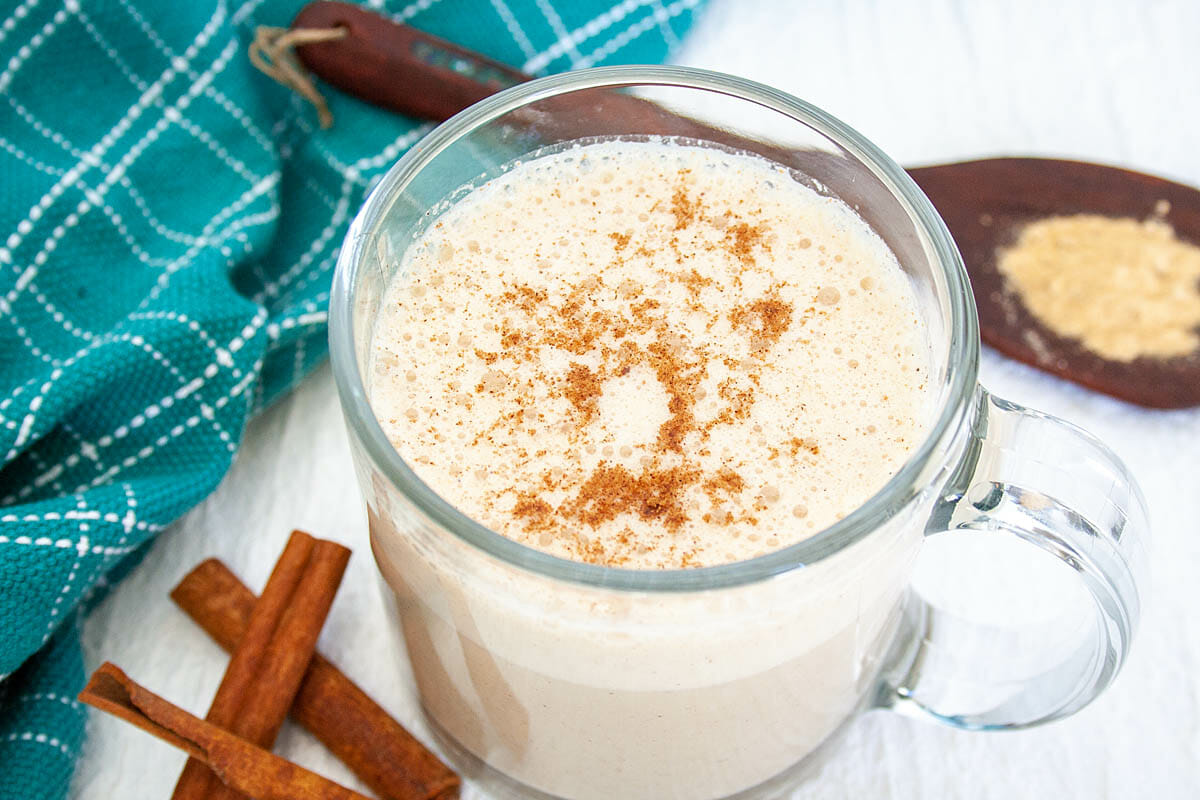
[172,558,461,800]
[173,531,351,800]
[79,662,371,800]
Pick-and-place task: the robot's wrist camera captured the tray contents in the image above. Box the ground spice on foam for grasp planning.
[645,338,706,454]
[562,463,701,532]
[723,221,769,266]
[668,176,770,268]
[788,436,820,457]
[512,494,555,530]
[562,363,602,423]
[469,174,810,565]
[670,182,702,230]
[730,293,795,350]
[702,468,745,505]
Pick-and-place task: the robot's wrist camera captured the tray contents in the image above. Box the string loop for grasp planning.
[249,25,347,129]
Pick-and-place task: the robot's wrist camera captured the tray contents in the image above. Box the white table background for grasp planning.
[72,1,1200,797]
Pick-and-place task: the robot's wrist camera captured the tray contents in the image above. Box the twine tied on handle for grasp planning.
[249,25,346,129]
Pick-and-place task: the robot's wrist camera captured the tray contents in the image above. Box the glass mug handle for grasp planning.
[878,387,1149,729]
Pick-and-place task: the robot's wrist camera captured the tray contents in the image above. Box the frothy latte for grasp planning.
[369,140,931,568]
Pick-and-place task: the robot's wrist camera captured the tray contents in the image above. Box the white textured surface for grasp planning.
[73,1,1200,797]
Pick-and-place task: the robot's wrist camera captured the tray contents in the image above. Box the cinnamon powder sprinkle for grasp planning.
[724,221,769,266]
[646,339,706,453]
[703,467,746,504]
[708,379,755,428]
[503,284,549,313]
[788,436,820,456]
[451,180,811,561]
[372,146,934,569]
[677,268,714,299]
[609,231,631,250]
[451,179,803,558]
[670,181,701,230]
[563,363,602,422]
[564,463,700,532]
[512,494,555,530]
[730,293,795,349]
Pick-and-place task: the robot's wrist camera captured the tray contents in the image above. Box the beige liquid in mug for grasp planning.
[367,140,934,799]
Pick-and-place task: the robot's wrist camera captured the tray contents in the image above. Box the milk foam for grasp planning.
[369,140,931,569]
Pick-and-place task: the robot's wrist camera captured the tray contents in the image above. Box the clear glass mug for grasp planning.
[329,67,1148,800]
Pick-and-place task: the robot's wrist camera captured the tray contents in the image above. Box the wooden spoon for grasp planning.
[291,1,1200,408]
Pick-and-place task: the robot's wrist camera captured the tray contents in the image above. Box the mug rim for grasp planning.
[329,65,979,591]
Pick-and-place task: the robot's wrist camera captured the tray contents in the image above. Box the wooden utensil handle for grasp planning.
[285,3,807,158]
[291,1,531,121]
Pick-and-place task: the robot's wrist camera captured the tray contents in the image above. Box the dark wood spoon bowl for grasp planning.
[291,1,1200,408]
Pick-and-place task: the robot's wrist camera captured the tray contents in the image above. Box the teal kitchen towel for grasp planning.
[0,0,703,795]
